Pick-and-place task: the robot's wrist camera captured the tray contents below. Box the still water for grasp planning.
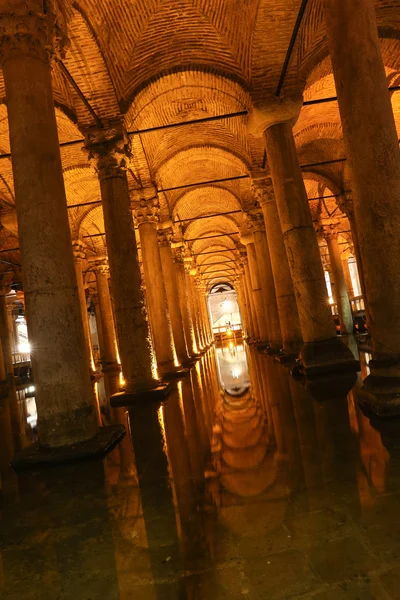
[1,341,400,599]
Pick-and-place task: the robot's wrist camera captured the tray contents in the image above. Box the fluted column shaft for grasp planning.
[325,232,354,335]
[158,230,190,365]
[0,8,97,447]
[86,126,158,392]
[323,0,400,388]
[253,179,303,354]
[134,200,178,374]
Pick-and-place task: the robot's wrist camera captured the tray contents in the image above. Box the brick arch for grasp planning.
[172,186,242,222]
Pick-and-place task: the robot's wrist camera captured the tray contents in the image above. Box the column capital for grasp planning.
[84,121,131,181]
[72,239,86,263]
[0,1,71,65]
[92,258,109,276]
[132,197,160,226]
[0,271,13,295]
[157,227,173,247]
[245,206,265,233]
[337,191,354,219]
[251,177,275,206]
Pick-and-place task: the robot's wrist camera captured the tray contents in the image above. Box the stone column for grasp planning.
[323,228,354,335]
[236,273,249,338]
[194,278,208,349]
[252,177,303,355]
[322,0,400,410]
[246,208,282,351]
[158,227,190,366]
[241,236,269,343]
[134,198,180,375]
[72,241,94,371]
[264,122,358,375]
[185,268,203,352]
[337,192,371,325]
[341,254,354,298]
[242,256,259,340]
[85,124,163,402]
[0,284,25,450]
[173,249,197,357]
[0,5,100,449]
[92,261,121,399]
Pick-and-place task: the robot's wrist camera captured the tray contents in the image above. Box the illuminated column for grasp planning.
[323,228,354,335]
[241,255,259,340]
[0,5,100,449]
[72,241,95,372]
[134,198,180,375]
[0,283,25,450]
[252,177,303,355]
[341,254,354,298]
[173,249,197,357]
[185,267,203,352]
[85,124,162,401]
[264,122,358,375]
[337,193,370,322]
[246,208,282,351]
[236,272,249,338]
[194,278,208,349]
[92,260,121,399]
[241,236,269,343]
[158,227,190,365]
[196,279,211,346]
[322,0,400,410]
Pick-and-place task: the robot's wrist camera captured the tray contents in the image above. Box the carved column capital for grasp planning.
[337,191,354,219]
[245,206,265,233]
[251,177,275,206]
[84,121,131,181]
[157,226,173,247]
[92,258,109,277]
[133,197,160,227]
[72,239,86,263]
[0,1,71,65]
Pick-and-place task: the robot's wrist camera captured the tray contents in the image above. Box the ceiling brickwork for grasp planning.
[0,0,400,285]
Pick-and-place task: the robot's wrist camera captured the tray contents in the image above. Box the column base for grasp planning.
[358,359,400,415]
[11,425,125,471]
[110,383,172,407]
[275,352,298,365]
[162,367,189,380]
[300,337,360,377]
[304,371,358,402]
[255,340,270,351]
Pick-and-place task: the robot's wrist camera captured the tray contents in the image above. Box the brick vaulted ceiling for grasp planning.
[1,0,400,288]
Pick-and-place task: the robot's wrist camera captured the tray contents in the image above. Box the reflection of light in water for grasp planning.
[215,342,250,396]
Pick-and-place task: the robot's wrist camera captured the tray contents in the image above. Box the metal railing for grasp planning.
[350,296,365,313]
[12,352,31,365]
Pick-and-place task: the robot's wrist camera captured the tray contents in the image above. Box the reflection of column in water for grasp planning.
[193,360,213,439]
[289,377,325,507]
[180,377,205,482]
[128,396,186,599]
[2,462,119,599]
[248,348,275,446]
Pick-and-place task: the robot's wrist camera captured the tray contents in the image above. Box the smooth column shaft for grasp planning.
[246,243,269,342]
[100,174,158,390]
[139,223,177,373]
[326,235,353,335]
[323,0,400,362]
[3,49,97,447]
[159,242,190,365]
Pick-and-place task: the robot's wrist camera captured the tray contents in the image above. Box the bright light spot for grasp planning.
[231,368,241,379]
[328,297,334,305]
[220,298,233,312]
[28,386,35,393]
[18,342,30,353]
[119,372,126,387]
[226,329,232,337]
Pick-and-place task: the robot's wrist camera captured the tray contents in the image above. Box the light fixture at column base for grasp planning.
[110,383,172,407]
[358,374,400,416]
[11,424,126,471]
[300,337,360,377]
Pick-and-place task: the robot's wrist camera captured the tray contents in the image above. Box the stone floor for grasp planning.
[1,341,400,599]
